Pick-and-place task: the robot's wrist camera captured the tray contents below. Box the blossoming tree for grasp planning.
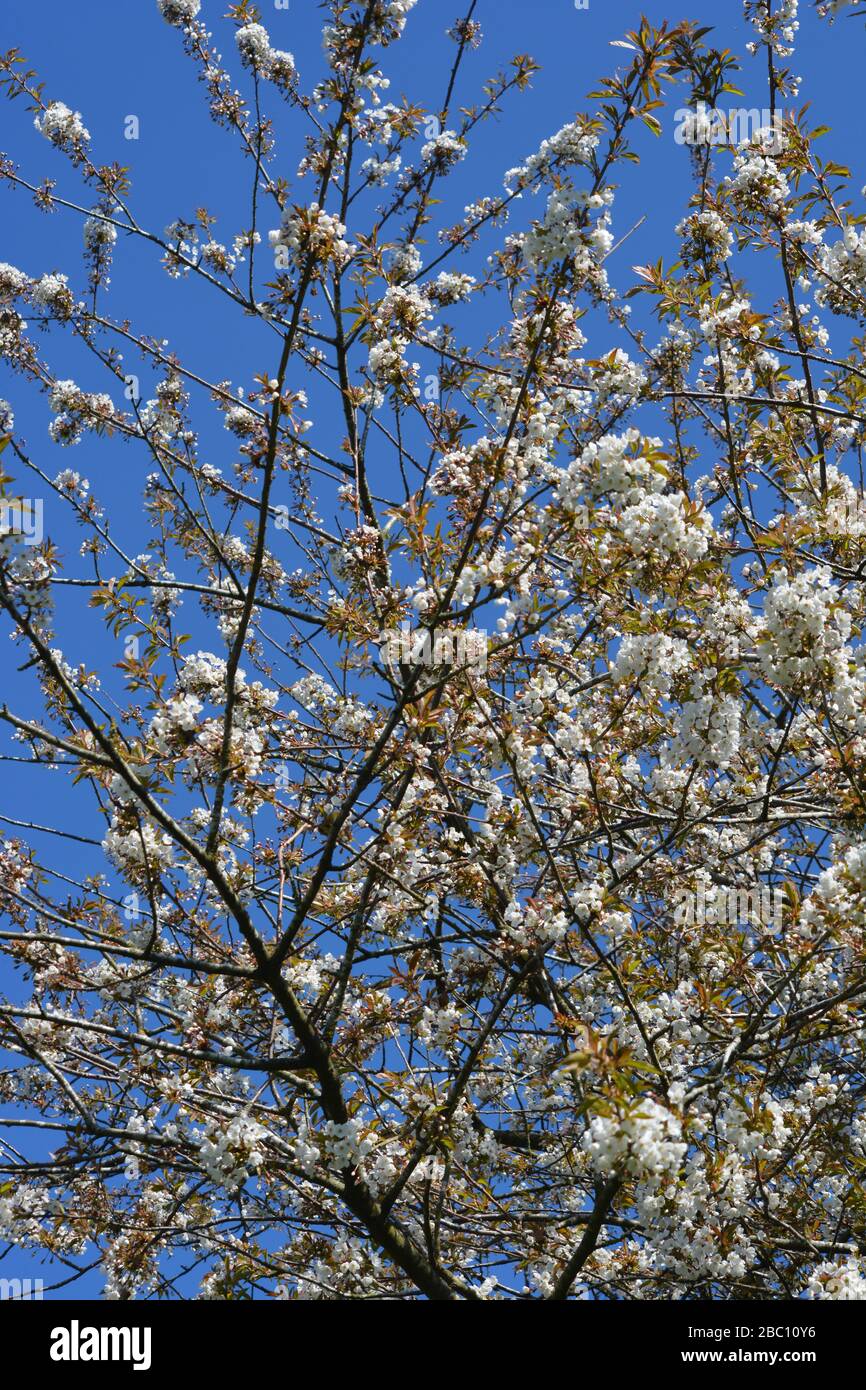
[1,0,866,1300]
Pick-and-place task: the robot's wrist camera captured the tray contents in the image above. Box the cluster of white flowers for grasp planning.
[557,430,663,513]
[428,442,486,497]
[83,215,118,253]
[269,203,355,272]
[157,0,201,26]
[328,0,418,53]
[628,1145,760,1285]
[803,839,866,944]
[137,375,186,442]
[504,119,599,190]
[34,101,90,151]
[48,379,114,447]
[420,130,466,171]
[360,101,404,145]
[582,1100,686,1178]
[198,238,236,275]
[617,492,711,564]
[758,569,850,688]
[103,817,175,877]
[699,296,756,341]
[0,262,29,298]
[427,270,475,305]
[365,287,429,396]
[521,188,613,272]
[367,338,417,393]
[610,633,692,697]
[143,650,279,796]
[223,399,262,438]
[234,22,272,68]
[53,469,91,505]
[694,293,758,398]
[805,1258,866,1299]
[179,650,231,694]
[46,646,101,694]
[162,223,253,282]
[676,209,734,264]
[814,224,866,315]
[667,690,742,770]
[361,152,402,185]
[503,898,569,946]
[292,1122,320,1176]
[235,22,295,84]
[198,1112,267,1189]
[0,1181,65,1249]
[322,1118,375,1171]
[417,1002,463,1052]
[727,142,789,210]
[0,306,28,365]
[0,531,52,621]
[149,692,203,754]
[0,838,32,910]
[291,672,375,742]
[794,468,866,542]
[31,272,75,318]
[745,0,799,56]
[290,1233,389,1299]
[379,0,418,33]
[591,348,647,406]
[388,242,423,282]
[162,220,200,278]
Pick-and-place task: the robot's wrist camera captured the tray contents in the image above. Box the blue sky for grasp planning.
[1,0,865,1300]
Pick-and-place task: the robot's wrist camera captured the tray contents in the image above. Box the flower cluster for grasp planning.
[269,203,355,274]
[157,0,201,26]
[582,1101,687,1178]
[34,101,90,153]
[235,22,295,86]
[420,130,466,172]
[48,379,115,447]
